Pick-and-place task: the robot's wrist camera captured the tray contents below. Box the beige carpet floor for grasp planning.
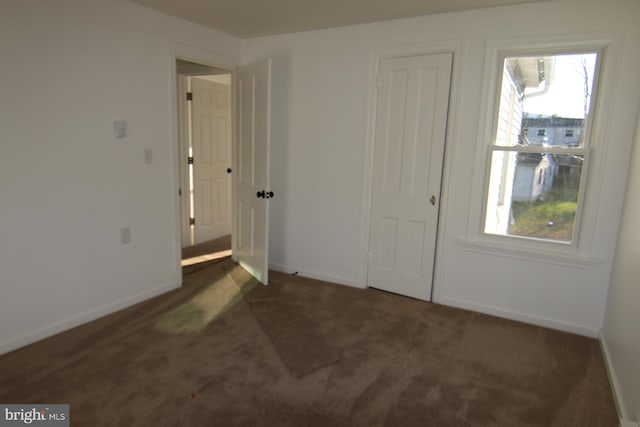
[0,240,618,426]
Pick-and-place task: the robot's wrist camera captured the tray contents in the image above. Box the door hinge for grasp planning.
[188,156,194,165]
[178,188,182,196]
[186,92,193,101]
[189,217,196,226]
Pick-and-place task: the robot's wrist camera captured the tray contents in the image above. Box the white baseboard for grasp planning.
[0,281,180,356]
[269,263,364,289]
[600,332,639,427]
[439,296,599,337]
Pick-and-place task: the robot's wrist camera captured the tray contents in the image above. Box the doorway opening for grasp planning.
[176,59,233,269]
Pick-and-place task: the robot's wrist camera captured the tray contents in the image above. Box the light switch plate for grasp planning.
[120,227,131,245]
[113,120,127,139]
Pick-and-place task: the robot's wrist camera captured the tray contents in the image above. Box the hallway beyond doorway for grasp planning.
[181,234,231,275]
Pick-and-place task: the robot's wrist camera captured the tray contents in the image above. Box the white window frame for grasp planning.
[483,47,600,245]
[460,34,621,267]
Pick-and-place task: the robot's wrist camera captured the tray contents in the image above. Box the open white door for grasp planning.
[236,59,272,285]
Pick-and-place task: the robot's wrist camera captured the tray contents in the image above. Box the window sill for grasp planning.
[456,238,601,270]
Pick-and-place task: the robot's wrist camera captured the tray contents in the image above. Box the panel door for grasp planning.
[367,53,453,300]
[236,59,271,285]
[191,77,232,244]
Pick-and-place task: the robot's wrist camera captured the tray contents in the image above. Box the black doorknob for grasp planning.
[256,190,265,198]
[227,168,232,174]
[266,191,274,199]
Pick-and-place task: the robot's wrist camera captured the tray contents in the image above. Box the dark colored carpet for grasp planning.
[0,251,618,426]
[249,298,340,379]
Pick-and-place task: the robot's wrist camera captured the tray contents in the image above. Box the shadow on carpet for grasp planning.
[249,297,340,378]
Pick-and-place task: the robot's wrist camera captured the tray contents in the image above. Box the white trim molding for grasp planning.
[600,331,640,427]
[168,42,241,270]
[465,31,624,262]
[0,282,179,356]
[441,296,599,337]
[269,263,362,289]
[456,238,602,270]
[170,41,241,71]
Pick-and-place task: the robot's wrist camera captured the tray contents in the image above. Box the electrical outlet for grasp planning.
[120,227,131,245]
[144,148,153,165]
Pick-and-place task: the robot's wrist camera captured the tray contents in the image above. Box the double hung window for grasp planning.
[483,51,600,245]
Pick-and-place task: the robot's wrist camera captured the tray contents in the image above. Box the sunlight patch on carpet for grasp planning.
[181,249,232,267]
[154,273,255,334]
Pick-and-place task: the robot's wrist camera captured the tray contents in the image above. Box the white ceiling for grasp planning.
[130,0,547,38]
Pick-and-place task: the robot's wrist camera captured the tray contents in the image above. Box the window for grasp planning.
[483,52,599,244]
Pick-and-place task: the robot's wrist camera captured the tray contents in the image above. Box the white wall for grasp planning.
[0,0,241,354]
[602,110,640,423]
[243,0,640,335]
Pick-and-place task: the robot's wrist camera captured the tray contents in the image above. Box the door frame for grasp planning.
[177,73,190,247]
[169,42,241,282]
[357,40,464,302]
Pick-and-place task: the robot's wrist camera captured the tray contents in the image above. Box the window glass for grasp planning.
[484,52,597,243]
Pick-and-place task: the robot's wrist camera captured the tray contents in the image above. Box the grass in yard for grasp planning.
[510,200,577,241]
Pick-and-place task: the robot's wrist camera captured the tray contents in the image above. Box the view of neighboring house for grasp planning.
[512,115,585,202]
[523,115,585,147]
[485,56,587,236]
[512,152,555,202]
[522,115,585,194]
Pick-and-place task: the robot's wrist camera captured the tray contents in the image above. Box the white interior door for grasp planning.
[191,77,232,244]
[367,53,452,301]
[236,59,272,285]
